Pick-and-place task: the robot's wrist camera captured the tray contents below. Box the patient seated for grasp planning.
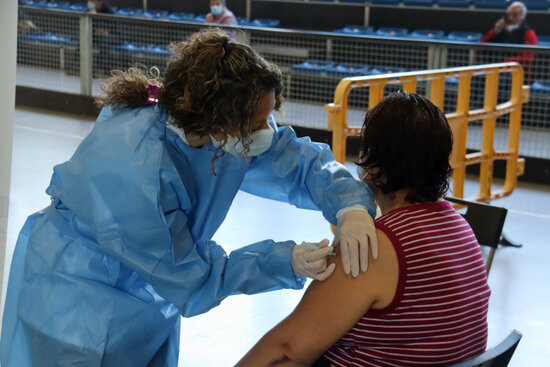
[236,92,491,367]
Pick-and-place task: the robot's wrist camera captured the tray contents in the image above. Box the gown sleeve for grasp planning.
[240,118,376,225]
[150,156,306,316]
[47,108,305,318]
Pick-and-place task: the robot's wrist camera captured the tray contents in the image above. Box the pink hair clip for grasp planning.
[147,84,160,104]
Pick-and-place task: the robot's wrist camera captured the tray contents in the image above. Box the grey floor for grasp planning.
[3,107,550,366]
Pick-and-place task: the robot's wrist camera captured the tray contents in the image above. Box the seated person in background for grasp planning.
[236,92,491,367]
[87,0,114,15]
[87,0,118,75]
[87,0,115,36]
[206,0,238,39]
[481,1,537,81]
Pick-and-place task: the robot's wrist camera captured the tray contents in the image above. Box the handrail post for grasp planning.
[79,14,93,96]
[326,103,345,163]
[430,73,445,109]
[364,4,370,27]
[479,68,499,202]
[246,0,251,19]
[451,71,473,199]
[503,66,525,196]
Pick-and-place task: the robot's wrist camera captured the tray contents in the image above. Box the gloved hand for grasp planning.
[291,239,336,281]
[334,208,378,277]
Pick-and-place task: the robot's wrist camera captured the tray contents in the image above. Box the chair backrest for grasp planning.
[446,196,508,275]
[446,330,522,367]
[446,197,507,249]
[447,31,483,42]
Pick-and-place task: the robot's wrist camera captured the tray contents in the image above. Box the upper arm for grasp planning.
[241,126,375,222]
[267,228,399,364]
[525,30,538,45]
[481,30,494,43]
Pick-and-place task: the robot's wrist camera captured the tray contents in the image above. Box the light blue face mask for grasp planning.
[210,5,223,16]
[87,1,95,10]
[211,125,275,158]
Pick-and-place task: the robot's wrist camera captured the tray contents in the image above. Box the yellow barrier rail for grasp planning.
[325,62,528,203]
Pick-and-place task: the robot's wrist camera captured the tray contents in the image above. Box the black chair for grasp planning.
[447,330,522,367]
[445,196,508,276]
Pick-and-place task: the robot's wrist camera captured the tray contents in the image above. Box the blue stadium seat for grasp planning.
[523,0,549,10]
[445,75,510,103]
[168,12,195,21]
[333,25,374,35]
[141,45,171,58]
[403,0,436,6]
[69,3,88,12]
[194,14,207,22]
[326,63,370,77]
[117,8,144,17]
[237,17,252,26]
[438,0,471,7]
[370,65,407,74]
[110,43,170,58]
[143,10,170,19]
[250,18,280,28]
[371,0,401,4]
[447,31,482,42]
[538,35,550,47]
[445,77,459,87]
[18,32,73,46]
[45,1,71,10]
[410,29,445,39]
[376,27,409,37]
[473,0,508,8]
[530,80,550,95]
[110,43,141,53]
[292,60,335,73]
[21,0,48,7]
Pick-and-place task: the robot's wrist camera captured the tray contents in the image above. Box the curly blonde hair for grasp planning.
[98,28,283,154]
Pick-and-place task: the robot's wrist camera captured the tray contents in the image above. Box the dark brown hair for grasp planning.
[356,92,453,203]
[97,28,283,154]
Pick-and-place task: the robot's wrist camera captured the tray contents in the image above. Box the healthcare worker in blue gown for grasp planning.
[0,28,377,367]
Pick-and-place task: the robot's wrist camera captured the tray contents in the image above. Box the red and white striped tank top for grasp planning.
[325,200,491,367]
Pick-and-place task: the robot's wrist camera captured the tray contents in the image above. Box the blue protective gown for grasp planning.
[0,104,375,367]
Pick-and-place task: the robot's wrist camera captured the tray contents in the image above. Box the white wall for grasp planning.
[0,0,18,330]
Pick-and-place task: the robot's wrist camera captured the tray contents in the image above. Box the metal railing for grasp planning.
[16,6,550,163]
[326,62,527,202]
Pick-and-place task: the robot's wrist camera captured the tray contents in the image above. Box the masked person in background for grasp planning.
[87,0,114,14]
[206,0,238,39]
[0,28,377,367]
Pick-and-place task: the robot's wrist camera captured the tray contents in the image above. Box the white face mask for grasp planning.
[210,5,223,16]
[211,125,275,158]
[87,1,95,10]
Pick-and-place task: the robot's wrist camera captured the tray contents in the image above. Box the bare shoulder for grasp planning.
[272,228,400,361]
[309,227,399,310]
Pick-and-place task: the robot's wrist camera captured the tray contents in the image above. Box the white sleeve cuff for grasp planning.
[336,204,369,220]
